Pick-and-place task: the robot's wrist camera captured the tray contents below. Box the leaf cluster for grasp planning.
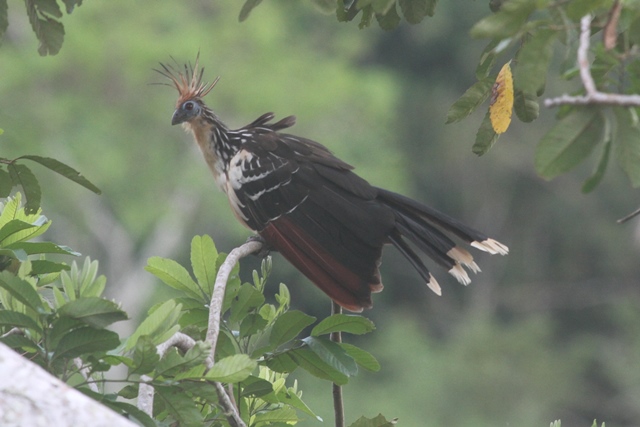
[446,0,640,191]
[140,234,382,426]
[240,0,438,30]
[0,155,101,214]
[0,0,83,56]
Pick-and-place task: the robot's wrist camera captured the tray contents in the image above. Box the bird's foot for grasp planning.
[246,235,275,258]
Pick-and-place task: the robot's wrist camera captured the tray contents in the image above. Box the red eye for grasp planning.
[184,101,194,111]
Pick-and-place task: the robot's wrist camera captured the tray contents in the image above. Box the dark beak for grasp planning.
[171,109,186,126]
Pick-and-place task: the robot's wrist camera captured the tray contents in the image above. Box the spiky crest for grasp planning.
[156,54,220,107]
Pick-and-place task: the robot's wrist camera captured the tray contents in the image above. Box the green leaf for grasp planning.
[205,354,257,383]
[6,241,80,256]
[155,385,203,427]
[190,235,217,297]
[276,387,322,421]
[0,271,44,312]
[446,78,493,124]
[290,346,349,385]
[126,299,182,350]
[375,3,401,30]
[348,413,398,427]
[129,336,160,376]
[613,107,640,187]
[582,126,612,193]
[145,256,203,301]
[0,0,7,41]
[311,314,375,336]
[0,310,42,333]
[25,0,65,56]
[29,260,69,275]
[0,219,38,245]
[58,297,128,328]
[566,0,610,21]
[269,310,316,347]
[535,108,605,179]
[303,336,358,376]
[156,341,209,377]
[239,312,268,338]
[53,327,120,360]
[398,0,437,25]
[18,155,101,194]
[472,110,500,156]
[265,349,300,373]
[470,0,537,39]
[7,164,41,214]
[0,333,40,351]
[239,0,263,22]
[513,89,539,123]
[0,168,11,198]
[476,39,500,80]
[229,282,265,324]
[359,5,374,29]
[252,406,299,425]
[513,29,556,94]
[240,376,275,399]
[60,0,83,14]
[340,342,381,372]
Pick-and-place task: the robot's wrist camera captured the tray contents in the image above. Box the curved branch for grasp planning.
[545,14,640,108]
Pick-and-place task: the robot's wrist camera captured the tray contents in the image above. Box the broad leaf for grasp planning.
[348,414,398,427]
[29,260,70,274]
[145,256,204,301]
[582,130,612,193]
[155,385,204,426]
[0,168,11,198]
[0,271,44,312]
[340,342,381,372]
[0,219,38,245]
[53,326,120,360]
[270,310,316,347]
[205,354,257,383]
[473,110,500,156]
[489,62,514,134]
[613,107,640,187]
[311,314,375,336]
[514,29,556,94]
[18,155,101,194]
[376,3,401,30]
[446,78,493,124]
[239,0,263,22]
[303,336,358,376]
[239,312,268,338]
[276,387,322,421]
[229,282,265,324]
[6,241,80,256]
[58,297,128,328]
[126,299,182,350]
[7,164,40,214]
[398,0,437,25]
[0,309,42,333]
[535,108,605,179]
[290,346,349,385]
[513,89,539,123]
[252,406,299,425]
[470,0,536,39]
[0,333,39,351]
[129,336,160,376]
[190,234,217,297]
[155,341,209,377]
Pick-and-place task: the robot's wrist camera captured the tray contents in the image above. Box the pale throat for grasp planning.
[183,119,228,193]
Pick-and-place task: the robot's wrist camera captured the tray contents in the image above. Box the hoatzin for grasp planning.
[158,59,508,313]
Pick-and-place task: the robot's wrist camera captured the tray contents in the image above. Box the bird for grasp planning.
[157,58,508,313]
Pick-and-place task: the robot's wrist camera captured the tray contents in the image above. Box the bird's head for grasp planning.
[156,55,220,126]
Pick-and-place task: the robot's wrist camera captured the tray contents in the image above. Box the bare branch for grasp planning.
[205,239,263,363]
[73,358,99,393]
[545,14,640,108]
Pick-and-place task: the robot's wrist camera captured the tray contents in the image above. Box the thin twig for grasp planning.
[138,332,197,416]
[617,206,640,223]
[73,358,99,393]
[331,301,345,427]
[545,14,640,108]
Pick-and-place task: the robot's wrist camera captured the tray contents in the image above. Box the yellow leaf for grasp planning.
[489,62,514,134]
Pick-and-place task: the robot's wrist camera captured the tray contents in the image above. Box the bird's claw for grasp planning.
[246,235,275,258]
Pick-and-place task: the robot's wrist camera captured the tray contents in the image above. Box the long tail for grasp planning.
[376,188,508,295]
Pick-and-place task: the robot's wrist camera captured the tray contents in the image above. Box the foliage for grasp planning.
[0,195,385,426]
[0,0,84,56]
[446,0,640,191]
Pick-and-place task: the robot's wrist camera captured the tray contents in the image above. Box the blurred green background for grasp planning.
[2,1,640,425]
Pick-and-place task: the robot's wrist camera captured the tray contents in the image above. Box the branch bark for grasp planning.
[0,343,137,427]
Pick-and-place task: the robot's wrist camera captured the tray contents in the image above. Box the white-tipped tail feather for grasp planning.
[447,247,481,273]
[426,274,442,296]
[448,263,471,286]
[471,238,509,256]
